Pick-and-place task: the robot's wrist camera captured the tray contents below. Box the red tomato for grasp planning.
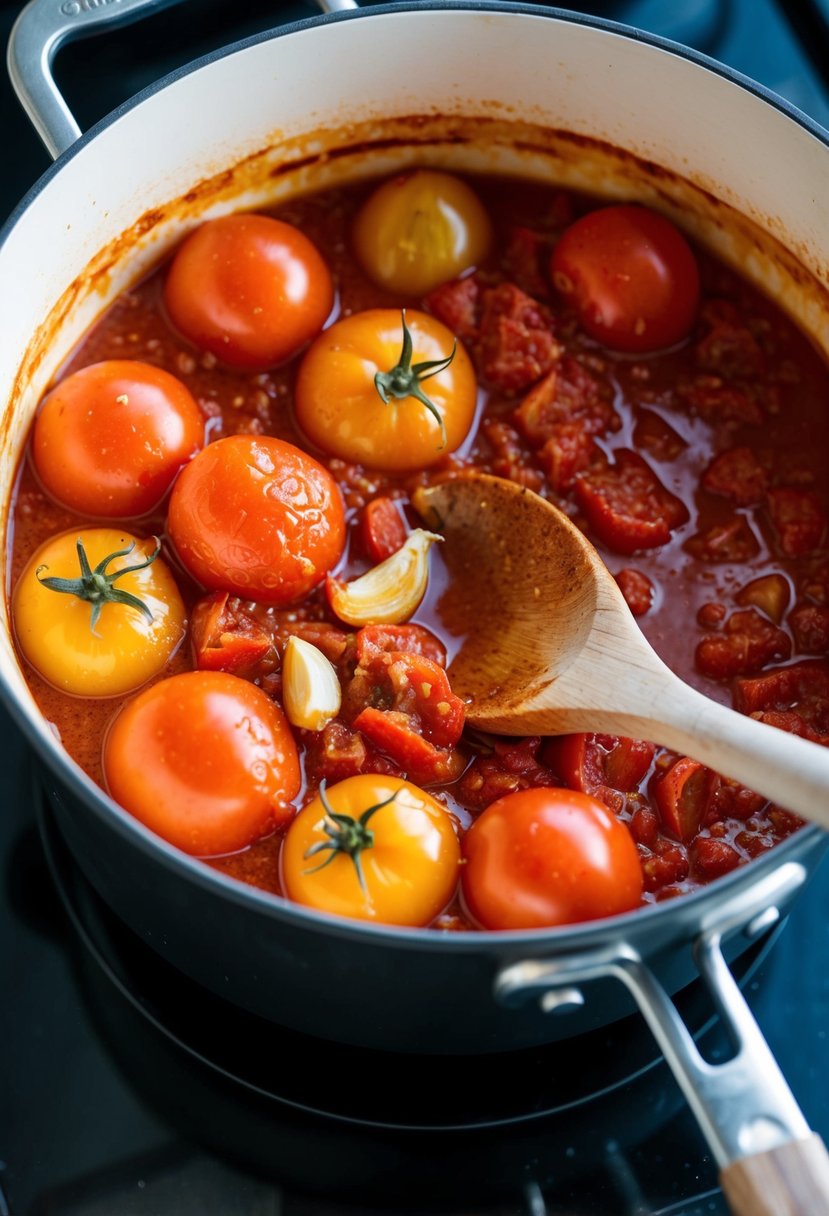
[164,214,334,370]
[33,360,204,517]
[462,787,643,929]
[654,757,715,844]
[103,671,300,855]
[551,205,700,353]
[190,591,272,674]
[543,733,655,795]
[167,435,345,605]
[360,497,408,563]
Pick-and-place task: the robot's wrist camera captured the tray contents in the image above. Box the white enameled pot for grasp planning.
[3,2,829,1212]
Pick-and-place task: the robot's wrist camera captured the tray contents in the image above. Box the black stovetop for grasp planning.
[2,2,829,1214]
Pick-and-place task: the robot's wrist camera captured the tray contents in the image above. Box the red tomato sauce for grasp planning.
[9,174,829,926]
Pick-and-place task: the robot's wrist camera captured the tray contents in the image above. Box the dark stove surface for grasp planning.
[2,2,829,1214]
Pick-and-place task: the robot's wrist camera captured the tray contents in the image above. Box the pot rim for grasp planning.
[2,0,827,953]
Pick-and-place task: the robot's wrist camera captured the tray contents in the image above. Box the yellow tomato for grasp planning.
[281,775,461,926]
[12,529,185,697]
[353,170,492,295]
[294,308,477,471]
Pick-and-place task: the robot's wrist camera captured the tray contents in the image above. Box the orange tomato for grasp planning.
[164,213,334,370]
[167,434,346,604]
[12,529,185,697]
[294,309,477,471]
[33,360,204,517]
[103,671,300,855]
[353,170,492,295]
[462,787,643,930]
[281,775,460,926]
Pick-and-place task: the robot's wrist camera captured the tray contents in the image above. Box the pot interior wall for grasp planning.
[2,5,828,801]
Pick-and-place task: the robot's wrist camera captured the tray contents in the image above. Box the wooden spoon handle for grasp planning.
[720,1134,829,1216]
[645,672,829,831]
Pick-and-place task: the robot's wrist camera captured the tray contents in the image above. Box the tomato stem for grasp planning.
[303,778,398,892]
[36,537,161,635]
[374,310,453,449]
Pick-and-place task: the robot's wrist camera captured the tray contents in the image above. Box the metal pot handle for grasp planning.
[6,0,359,162]
[496,860,829,1215]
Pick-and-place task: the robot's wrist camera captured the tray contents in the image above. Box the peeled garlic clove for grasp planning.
[282,635,342,731]
[327,528,443,626]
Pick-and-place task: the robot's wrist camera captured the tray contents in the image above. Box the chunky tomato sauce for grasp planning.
[10,174,829,927]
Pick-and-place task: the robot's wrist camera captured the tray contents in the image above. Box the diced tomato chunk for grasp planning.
[702,447,768,506]
[190,592,272,674]
[767,488,827,557]
[537,422,596,492]
[789,604,829,655]
[512,355,615,447]
[734,660,829,743]
[575,450,688,555]
[695,608,791,680]
[503,226,549,298]
[633,410,686,461]
[457,737,559,811]
[360,497,408,563]
[679,379,764,426]
[304,722,400,786]
[616,568,654,617]
[629,805,660,850]
[694,300,766,379]
[354,624,447,668]
[481,419,545,491]
[353,707,464,785]
[692,836,742,880]
[479,283,561,392]
[684,517,759,564]
[424,275,480,343]
[543,733,654,796]
[653,756,715,844]
[640,838,690,892]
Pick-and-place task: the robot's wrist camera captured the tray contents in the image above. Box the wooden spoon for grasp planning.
[414,474,829,832]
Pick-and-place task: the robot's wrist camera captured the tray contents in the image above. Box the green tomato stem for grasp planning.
[302,778,399,892]
[36,537,160,635]
[373,310,454,450]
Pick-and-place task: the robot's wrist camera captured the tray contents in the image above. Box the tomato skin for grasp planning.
[164,214,334,370]
[294,309,477,470]
[12,529,185,697]
[281,774,460,926]
[33,360,204,518]
[353,170,492,295]
[551,205,700,353]
[462,787,643,930]
[167,435,346,604]
[103,671,300,855]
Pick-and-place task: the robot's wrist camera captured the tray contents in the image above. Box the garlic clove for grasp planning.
[282,635,342,732]
[327,528,443,626]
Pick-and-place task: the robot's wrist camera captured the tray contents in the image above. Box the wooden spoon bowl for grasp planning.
[414,474,829,831]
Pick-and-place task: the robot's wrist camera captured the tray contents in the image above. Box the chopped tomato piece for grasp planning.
[537,422,597,493]
[684,517,760,564]
[616,568,655,617]
[543,733,655,796]
[303,721,400,786]
[191,592,272,674]
[575,450,688,555]
[503,226,549,298]
[628,804,660,850]
[694,300,766,380]
[789,603,829,654]
[360,496,408,563]
[457,737,559,811]
[708,779,766,823]
[355,624,447,668]
[653,756,716,844]
[482,420,545,491]
[702,447,768,506]
[479,283,561,392]
[734,660,829,742]
[695,608,791,679]
[691,836,741,880]
[640,838,690,892]
[424,275,480,343]
[679,379,764,426]
[512,355,615,447]
[632,410,686,462]
[353,707,464,784]
[767,488,827,557]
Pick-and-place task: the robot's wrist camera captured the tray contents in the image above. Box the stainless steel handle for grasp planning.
[7,0,188,160]
[496,860,814,1172]
[6,0,360,162]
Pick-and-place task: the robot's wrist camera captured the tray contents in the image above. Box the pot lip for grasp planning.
[2,0,829,248]
[3,0,829,952]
